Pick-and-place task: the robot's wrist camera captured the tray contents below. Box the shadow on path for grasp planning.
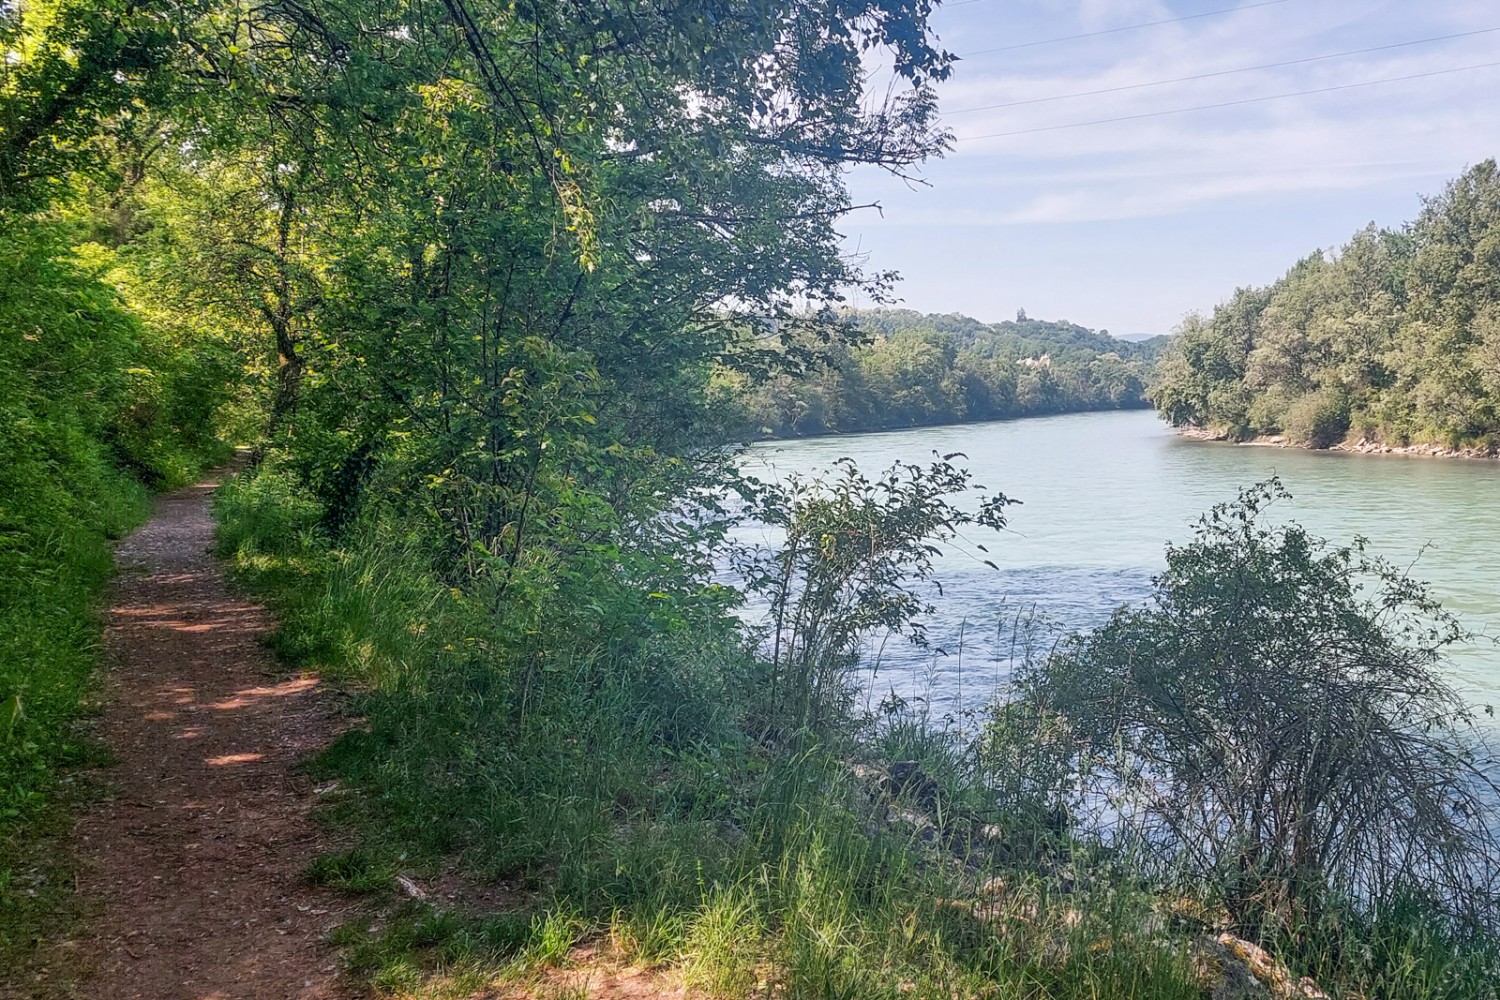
[68,478,353,1000]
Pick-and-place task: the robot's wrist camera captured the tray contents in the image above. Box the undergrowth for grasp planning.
[0,221,230,983]
[212,468,1204,999]
[216,465,1499,1000]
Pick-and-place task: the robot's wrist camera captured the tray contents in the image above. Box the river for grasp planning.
[738,408,1500,726]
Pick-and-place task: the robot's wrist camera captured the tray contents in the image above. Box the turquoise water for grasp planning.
[740,409,1500,722]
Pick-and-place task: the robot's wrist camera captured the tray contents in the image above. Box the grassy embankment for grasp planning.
[214,469,1209,999]
[214,467,1498,1000]
[0,225,228,981]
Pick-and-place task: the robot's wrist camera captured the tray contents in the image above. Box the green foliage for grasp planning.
[180,26,994,997]
[738,457,1012,731]
[219,459,1235,1000]
[1280,388,1351,449]
[5,0,1496,995]
[1151,161,1500,449]
[220,452,1500,999]
[0,221,222,822]
[994,480,1500,990]
[305,848,397,895]
[721,309,1163,438]
[215,461,755,864]
[0,0,188,210]
[0,218,228,974]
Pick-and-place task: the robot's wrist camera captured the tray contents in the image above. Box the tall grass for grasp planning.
[216,465,1500,1000]
[0,455,144,976]
[212,467,1207,999]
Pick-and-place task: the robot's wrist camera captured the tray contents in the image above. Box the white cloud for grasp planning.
[908,3,1500,223]
[844,0,1500,330]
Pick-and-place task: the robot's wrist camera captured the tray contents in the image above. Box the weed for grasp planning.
[305,848,398,894]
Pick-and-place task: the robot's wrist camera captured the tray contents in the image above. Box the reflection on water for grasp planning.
[737,409,1500,724]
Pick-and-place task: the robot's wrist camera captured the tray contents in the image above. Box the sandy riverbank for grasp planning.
[1177,427,1500,461]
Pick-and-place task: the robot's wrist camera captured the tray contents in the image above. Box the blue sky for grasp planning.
[841,0,1500,335]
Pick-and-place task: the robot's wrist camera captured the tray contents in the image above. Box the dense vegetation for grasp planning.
[4,0,1498,996]
[1,194,231,956]
[718,309,1163,437]
[1152,161,1500,450]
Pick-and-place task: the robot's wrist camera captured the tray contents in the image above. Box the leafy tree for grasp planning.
[0,0,966,850]
[1151,162,1500,450]
[0,0,191,210]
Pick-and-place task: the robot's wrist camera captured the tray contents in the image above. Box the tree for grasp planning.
[718,308,1161,438]
[1399,160,1500,441]
[1149,162,1500,450]
[0,0,188,210]
[85,0,963,572]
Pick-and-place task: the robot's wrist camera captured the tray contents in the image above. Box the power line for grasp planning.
[962,0,1296,56]
[954,60,1500,141]
[945,27,1500,115]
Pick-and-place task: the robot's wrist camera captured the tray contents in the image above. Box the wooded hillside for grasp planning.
[718,308,1163,437]
[1152,161,1500,450]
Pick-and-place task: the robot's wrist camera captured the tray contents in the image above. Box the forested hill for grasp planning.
[716,308,1165,438]
[1151,160,1500,452]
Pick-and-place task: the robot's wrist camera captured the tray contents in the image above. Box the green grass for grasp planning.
[305,848,400,894]
[0,441,223,987]
[211,473,1212,996]
[214,464,1500,1000]
[0,456,148,985]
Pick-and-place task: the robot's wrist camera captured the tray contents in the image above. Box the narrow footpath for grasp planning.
[68,477,353,999]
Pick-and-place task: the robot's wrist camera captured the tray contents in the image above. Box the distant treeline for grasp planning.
[715,309,1164,438]
[1152,160,1500,450]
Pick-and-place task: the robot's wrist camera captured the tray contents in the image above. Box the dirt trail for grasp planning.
[65,477,354,1000]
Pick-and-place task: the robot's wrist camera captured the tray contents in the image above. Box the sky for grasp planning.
[840,0,1500,336]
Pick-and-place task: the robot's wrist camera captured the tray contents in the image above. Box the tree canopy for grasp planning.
[0,0,959,882]
[1151,161,1500,450]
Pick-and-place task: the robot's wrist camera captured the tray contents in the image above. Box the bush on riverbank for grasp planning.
[219,463,1500,999]
[989,480,1500,997]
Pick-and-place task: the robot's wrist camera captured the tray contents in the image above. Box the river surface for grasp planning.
[737,409,1500,726]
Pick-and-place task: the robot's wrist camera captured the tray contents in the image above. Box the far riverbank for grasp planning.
[1178,426,1500,461]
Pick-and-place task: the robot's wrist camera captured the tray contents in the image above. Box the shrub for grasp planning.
[1282,389,1351,448]
[213,466,325,560]
[737,456,1012,733]
[1000,480,1500,943]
